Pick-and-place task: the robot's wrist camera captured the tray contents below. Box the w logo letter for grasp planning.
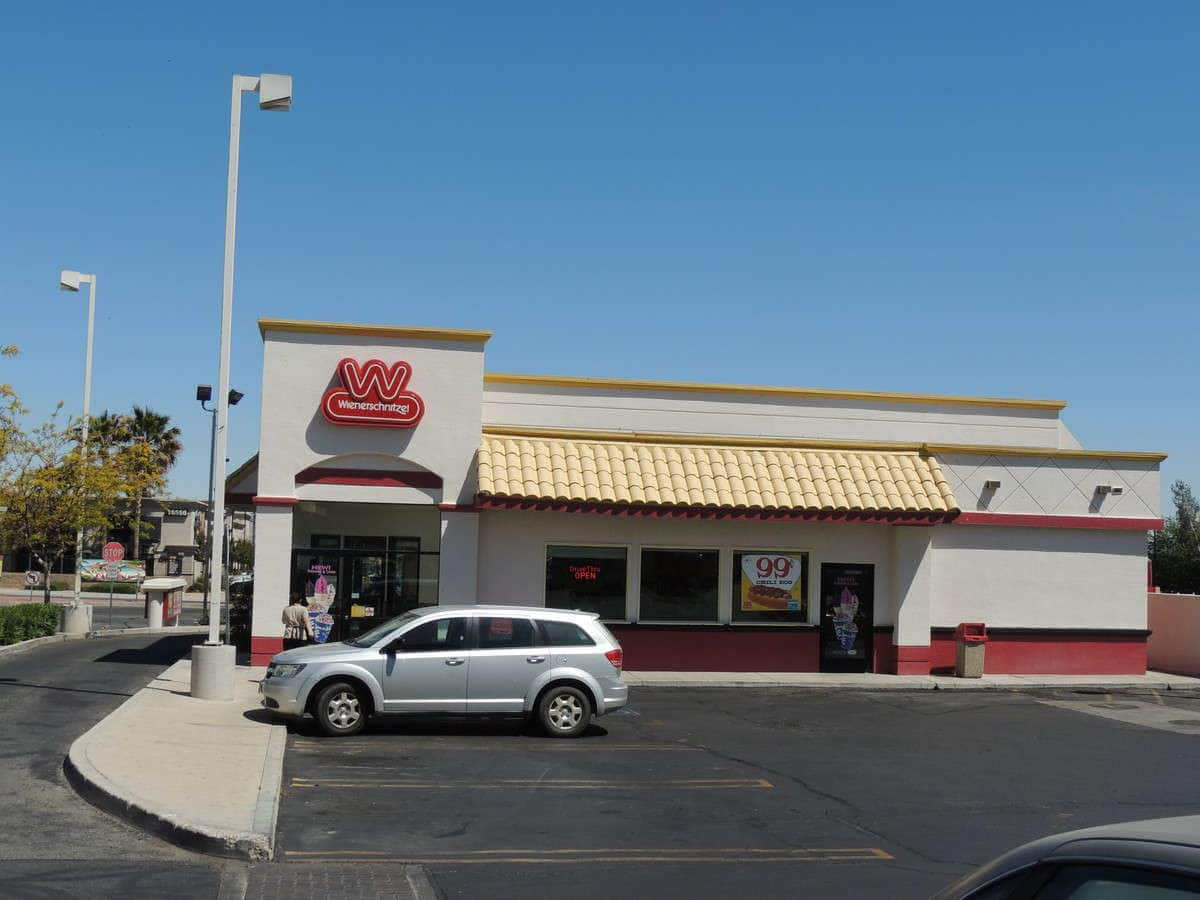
[321,358,425,428]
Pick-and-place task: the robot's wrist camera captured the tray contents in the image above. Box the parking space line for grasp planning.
[288,742,703,752]
[280,846,893,864]
[289,776,773,790]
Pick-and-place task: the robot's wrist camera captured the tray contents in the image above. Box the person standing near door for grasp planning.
[282,593,314,650]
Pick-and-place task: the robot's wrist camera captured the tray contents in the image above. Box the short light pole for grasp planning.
[193,72,292,702]
[197,385,242,639]
[59,269,97,612]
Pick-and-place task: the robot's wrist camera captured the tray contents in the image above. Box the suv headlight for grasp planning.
[268,663,306,679]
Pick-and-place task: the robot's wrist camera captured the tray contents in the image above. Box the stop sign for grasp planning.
[102,542,125,564]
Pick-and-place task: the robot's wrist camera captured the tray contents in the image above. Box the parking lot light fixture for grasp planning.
[59,268,97,605]
[204,73,292,653]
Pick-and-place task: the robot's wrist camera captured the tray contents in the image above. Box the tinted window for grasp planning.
[477,617,537,649]
[639,549,719,621]
[540,620,596,647]
[397,617,467,652]
[1033,864,1200,899]
[545,545,627,619]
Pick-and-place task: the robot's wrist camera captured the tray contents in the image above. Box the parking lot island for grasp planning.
[65,658,286,859]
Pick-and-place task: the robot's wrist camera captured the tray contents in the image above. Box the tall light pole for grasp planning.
[197,384,243,640]
[59,269,96,608]
[193,72,292,700]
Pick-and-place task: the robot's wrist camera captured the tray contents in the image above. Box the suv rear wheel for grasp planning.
[314,680,367,737]
[537,685,591,738]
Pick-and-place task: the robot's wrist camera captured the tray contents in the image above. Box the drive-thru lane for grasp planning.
[0,632,226,899]
[275,685,1200,900]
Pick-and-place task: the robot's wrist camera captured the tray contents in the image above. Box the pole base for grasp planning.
[190,643,237,701]
[60,604,93,635]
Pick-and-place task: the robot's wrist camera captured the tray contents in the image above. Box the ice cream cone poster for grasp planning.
[740,554,806,613]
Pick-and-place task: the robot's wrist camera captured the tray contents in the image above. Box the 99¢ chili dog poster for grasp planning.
[740,555,805,613]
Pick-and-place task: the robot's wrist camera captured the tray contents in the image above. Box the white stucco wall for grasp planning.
[939,454,1161,518]
[476,508,896,624]
[482,383,1067,449]
[930,525,1149,630]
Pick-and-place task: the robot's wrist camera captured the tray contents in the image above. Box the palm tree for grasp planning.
[126,407,183,559]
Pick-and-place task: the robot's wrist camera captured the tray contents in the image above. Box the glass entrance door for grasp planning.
[290,536,434,644]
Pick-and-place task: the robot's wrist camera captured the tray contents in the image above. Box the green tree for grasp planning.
[124,407,182,559]
[1148,480,1200,593]
[114,441,167,559]
[0,345,23,468]
[0,414,122,601]
[229,538,255,571]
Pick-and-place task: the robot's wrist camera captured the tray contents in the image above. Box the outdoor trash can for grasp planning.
[955,622,987,678]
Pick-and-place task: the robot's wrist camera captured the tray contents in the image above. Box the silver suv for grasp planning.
[260,605,628,738]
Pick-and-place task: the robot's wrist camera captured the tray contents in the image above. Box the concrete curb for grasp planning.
[0,626,209,660]
[620,672,1200,691]
[63,693,287,861]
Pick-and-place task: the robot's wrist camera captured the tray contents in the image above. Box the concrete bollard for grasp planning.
[60,604,93,635]
[190,643,237,701]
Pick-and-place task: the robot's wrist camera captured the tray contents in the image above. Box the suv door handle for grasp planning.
[526,655,546,664]
[444,658,465,666]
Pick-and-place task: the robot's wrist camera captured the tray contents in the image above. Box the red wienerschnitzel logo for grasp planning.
[320,358,425,428]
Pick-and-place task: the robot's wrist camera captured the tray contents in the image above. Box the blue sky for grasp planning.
[2,2,1197,506]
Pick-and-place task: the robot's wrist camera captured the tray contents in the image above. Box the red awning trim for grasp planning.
[955,512,1163,531]
[295,466,443,489]
[252,496,300,508]
[475,496,954,525]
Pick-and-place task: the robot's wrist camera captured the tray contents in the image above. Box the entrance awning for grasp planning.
[477,433,959,522]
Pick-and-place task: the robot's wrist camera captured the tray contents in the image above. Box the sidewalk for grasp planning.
[65,659,285,860]
[621,670,1200,690]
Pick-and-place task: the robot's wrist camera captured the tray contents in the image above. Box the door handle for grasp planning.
[444,658,465,666]
[526,655,546,664]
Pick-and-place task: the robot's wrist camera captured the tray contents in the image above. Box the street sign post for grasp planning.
[24,570,41,601]
[101,546,124,629]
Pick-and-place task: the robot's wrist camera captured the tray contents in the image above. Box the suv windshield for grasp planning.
[343,611,420,647]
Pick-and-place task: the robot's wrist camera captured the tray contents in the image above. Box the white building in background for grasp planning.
[228,318,1164,673]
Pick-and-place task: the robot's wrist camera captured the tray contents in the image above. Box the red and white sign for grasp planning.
[102,542,125,564]
[321,358,425,428]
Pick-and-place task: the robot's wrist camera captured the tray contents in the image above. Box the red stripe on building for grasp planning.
[955,512,1163,531]
[250,636,284,667]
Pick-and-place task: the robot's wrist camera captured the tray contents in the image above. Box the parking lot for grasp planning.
[274,687,1200,899]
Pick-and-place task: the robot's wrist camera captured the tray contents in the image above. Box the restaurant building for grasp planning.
[228,319,1165,675]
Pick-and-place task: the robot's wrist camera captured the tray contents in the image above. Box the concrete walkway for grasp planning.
[621,670,1200,689]
[66,659,285,860]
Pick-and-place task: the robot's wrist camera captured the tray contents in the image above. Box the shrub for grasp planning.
[82,582,140,595]
[50,579,71,591]
[0,603,61,645]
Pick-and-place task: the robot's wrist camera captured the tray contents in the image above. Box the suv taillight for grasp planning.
[605,648,623,671]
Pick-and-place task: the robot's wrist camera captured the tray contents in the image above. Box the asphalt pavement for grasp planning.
[0,632,229,899]
[276,685,1200,899]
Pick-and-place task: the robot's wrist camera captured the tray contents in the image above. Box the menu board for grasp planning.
[819,563,874,661]
[739,554,806,613]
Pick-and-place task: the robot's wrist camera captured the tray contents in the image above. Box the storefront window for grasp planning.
[732,551,809,623]
[545,545,627,620]
[639,549,719,622]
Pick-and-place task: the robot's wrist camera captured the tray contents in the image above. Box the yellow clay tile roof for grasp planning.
[478,434,959,514]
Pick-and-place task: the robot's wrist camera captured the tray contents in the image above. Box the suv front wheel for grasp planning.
[314,680,368,737]
[537,685,591,738]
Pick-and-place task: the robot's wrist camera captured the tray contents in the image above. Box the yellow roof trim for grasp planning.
[224,453,259,489]
[481,426,1166,463]
[484,372,1067,411]
[925,443,1168,463]
[258,318,492,344]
